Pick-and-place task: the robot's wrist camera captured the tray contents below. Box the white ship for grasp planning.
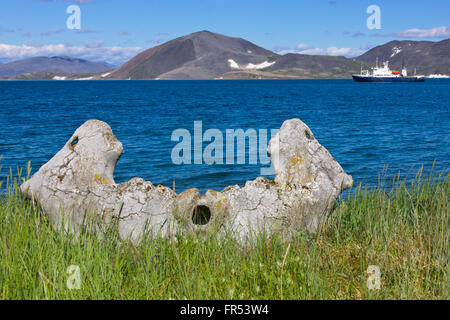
[352,59,425,82]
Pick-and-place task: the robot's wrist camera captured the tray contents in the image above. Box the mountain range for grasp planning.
[0,56,112,78]
[1,31,449,80]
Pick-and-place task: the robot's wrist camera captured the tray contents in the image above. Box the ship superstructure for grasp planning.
[352,59,425,82]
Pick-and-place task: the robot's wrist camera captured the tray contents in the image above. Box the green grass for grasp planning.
[0,161,448,300]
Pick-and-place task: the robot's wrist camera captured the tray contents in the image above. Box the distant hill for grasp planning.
[236,53,369,79]
[355,39,450,75]
[106,30,278,80]
[0,71,98,81]
[269,54,355,71]
[0,56,112,78]
[96,61,118,69]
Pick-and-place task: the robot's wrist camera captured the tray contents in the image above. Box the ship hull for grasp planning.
[352,75,425,82]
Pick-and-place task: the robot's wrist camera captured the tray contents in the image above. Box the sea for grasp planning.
[0,79,449,193]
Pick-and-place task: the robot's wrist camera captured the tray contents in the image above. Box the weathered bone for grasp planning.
[20,118,352,242]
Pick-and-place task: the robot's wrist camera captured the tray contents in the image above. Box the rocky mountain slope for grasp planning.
[106,31,278,80]
[355,39,450,75]
[222,53,368,79]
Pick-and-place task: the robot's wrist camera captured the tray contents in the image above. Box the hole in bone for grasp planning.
[70,137,79,148]
[305,131,311,140]
[191,205,211,225]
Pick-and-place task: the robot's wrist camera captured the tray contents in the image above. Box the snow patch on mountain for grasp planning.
[391,47,402,57]
[228,59,240,69]
[228,59,275,70]
[75,76,93,80]
[244,61,276,69]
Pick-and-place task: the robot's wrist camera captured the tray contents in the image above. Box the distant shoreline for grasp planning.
[0,78,354,81]
[3,78,450,82]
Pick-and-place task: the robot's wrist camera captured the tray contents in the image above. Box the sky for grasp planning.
[0,0,449,66]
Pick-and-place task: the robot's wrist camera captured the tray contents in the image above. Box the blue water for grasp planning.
[0,79,449,193]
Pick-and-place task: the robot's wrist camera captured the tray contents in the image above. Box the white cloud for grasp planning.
[0,42,143,65]
[296,43,312,50]
[372,25,450,38]
[296,48,326,55]
[325,46,358,56]
[84,40,105,48]
[276,44,365,57]
[393,25,450,38]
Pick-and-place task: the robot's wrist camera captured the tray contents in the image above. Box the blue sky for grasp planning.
[0,0,449,65]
